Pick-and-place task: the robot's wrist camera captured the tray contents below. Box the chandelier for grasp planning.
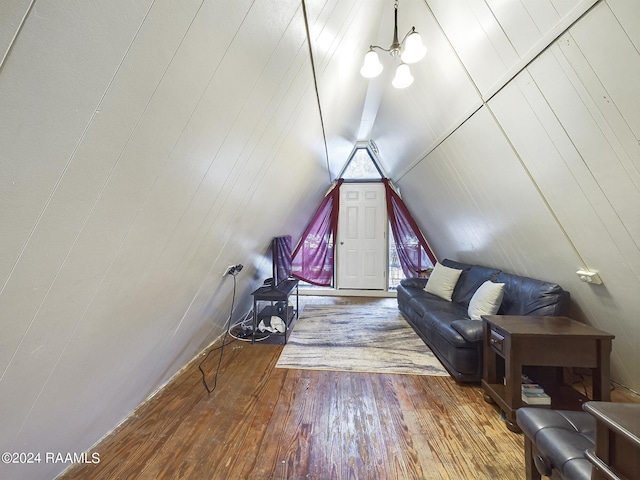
[360,0,427,88]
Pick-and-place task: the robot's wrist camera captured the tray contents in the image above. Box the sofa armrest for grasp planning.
[400,277,428,289]
[450,320,484,343]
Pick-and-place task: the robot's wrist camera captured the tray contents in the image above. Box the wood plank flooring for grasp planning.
[58,296,638,480]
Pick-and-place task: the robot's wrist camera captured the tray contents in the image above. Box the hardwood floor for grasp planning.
[58,297,638,480]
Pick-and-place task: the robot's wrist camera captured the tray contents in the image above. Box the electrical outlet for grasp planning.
[576,270,602,285]
[224,264,244,276]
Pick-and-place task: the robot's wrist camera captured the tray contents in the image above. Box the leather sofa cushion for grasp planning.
[404,294,470,346]
[441,259,472,271]
[450,320,484,343]
[423,311,470,347]
[407,292,467,320]
[400,277,428,289]
[426,328,481,375]
[402,282,485,345]
[516,408,595,480]
[396,283,419,305]
[442,259,500,308]
[496,271,570,316]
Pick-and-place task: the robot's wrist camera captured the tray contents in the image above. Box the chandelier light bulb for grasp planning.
[392,63,414,89]
[401,31,427,64]
[360,49,383,78]
[361,2,426,88]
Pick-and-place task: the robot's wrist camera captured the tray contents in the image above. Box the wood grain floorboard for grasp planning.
[58,296,639,480]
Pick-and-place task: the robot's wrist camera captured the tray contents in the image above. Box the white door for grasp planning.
[336,182,387,290]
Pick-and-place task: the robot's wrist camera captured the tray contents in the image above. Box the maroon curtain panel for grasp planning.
[272,235,292,286]
[291,179,344,286]
[383,178,436,277]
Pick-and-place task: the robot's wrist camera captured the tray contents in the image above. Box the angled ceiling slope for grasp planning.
[305,0,481,179]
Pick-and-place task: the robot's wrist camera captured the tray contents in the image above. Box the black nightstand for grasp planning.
[251,279,299,344]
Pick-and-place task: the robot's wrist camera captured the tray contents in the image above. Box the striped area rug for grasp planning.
[276,303,449,376]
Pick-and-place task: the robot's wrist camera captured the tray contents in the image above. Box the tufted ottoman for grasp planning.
[516,407,595,480]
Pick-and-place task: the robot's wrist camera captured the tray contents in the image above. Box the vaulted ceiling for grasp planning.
[1,1,638,477]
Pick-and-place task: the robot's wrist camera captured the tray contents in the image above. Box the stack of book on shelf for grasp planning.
[521,381,551,406]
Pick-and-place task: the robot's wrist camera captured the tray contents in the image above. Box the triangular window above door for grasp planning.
[339,144,384,180]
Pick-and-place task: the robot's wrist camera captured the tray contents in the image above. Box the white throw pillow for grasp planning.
[468,281,505,320]
[424,262,463,301]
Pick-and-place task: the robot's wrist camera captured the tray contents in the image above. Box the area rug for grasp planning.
[276,304,449,376]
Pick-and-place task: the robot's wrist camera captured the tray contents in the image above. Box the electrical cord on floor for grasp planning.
[198,273,237,395]
[571,368,615,399]
[227,310,271,342]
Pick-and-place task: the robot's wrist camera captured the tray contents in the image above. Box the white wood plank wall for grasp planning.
[397,0,639,391]
[0,1,329,478]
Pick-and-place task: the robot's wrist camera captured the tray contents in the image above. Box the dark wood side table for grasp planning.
[583,402,640,480]
[481,315,614,432]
